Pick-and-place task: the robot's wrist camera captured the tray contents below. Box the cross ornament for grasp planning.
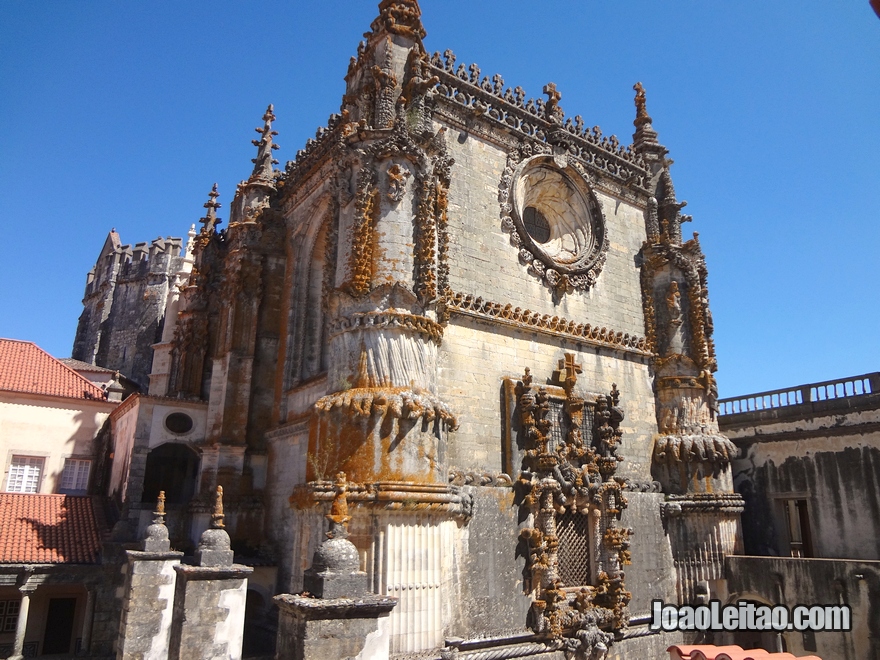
[558,353,582,388]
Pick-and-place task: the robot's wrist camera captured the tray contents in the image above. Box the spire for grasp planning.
[631,82,667,162]
[250,104,279,180]
[369,0,426,43]
[199,183,222,234]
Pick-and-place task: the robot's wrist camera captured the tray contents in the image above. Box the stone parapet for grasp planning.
[274,594,398,660]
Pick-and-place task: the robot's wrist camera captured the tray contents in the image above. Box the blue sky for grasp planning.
[1,2,878,398]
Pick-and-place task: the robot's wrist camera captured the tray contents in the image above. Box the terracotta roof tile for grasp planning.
[0,494,108,564]
[0,339,107,401]
[668,645,823,660]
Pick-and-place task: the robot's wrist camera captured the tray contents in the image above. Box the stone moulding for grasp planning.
[661,493,745,517]
[315,386,457,430]
[425,53,650,191]
[328,311,444,344]
[445,291,650,356]
[292,479,473,519]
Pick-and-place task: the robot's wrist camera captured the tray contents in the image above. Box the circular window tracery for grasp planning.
[501,154,609,292]
[523,207,551,244]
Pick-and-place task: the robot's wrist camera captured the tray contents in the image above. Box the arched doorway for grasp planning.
[141,443,199,505]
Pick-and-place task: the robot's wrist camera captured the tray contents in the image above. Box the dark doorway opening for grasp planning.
[42,597,76,654]
[141,443,199,504]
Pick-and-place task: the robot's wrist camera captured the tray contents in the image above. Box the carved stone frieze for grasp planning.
[513,356,632,656]
[315,386,457,430]
[445,291,650,355]
[328,310,442,344]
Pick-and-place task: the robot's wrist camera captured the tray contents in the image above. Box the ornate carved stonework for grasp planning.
[499,148,609,293]
[385,163,411,203]
[514,355,631,658]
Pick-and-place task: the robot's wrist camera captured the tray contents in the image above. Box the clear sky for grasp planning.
[1,1,877,398]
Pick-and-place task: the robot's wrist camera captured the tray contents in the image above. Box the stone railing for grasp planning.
[718,372,880,416]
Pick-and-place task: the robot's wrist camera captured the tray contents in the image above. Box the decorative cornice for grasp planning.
[445,290,650,356]
[328,311,443,343]
[426,52,650,191]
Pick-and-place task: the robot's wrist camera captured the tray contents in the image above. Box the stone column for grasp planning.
[117,493,184,660]
[168,486,253,660]
[78,587,95,656]
[274,475,398,660]
[9,584,35,660]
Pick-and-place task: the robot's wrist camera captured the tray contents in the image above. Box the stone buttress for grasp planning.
[632,83,743,604]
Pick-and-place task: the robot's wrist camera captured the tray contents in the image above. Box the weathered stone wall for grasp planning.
[725,555,880,660]
[443,131,648,341]
[723,392,880,559]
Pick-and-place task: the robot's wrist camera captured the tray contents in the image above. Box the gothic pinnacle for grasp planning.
[199,183,222,234]
[250,104,279,180]
[631,81,666,161]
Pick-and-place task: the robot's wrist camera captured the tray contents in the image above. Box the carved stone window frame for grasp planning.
[500,151,609,293]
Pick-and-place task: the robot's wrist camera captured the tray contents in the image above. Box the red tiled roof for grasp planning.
[0,338,107,401]
[0,494,108,564]
[668,645,823,660]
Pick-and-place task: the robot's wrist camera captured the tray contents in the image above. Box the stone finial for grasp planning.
[370,0,427,42]
[196,486,233,567]
[302,471,368,599]
[543,82,563,124]
[142,491,171,552]
[631,81,667,160]
[250,104,280,180]
[326,472,351,539]
[211,485,225,529]
[199,183,222,234]
[633,82,651,124]
[154,490,166,524]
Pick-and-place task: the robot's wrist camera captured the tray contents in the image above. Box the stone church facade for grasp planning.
[74,2,747,657]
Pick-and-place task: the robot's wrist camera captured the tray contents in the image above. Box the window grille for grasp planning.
[556,509,591,587]
[60,459,91,493]
[546,399,568,453]
[5,456,44,493]
[0,599,20,633]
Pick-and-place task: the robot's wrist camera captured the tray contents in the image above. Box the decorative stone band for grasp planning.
[446,291,650,355]
[661,493,746,518]
[448,469,513,488]
[328,311,443,344]
[295,480,474,519]
[653,433,739,467]
[315,387,457,430]
[425,54,650,190]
